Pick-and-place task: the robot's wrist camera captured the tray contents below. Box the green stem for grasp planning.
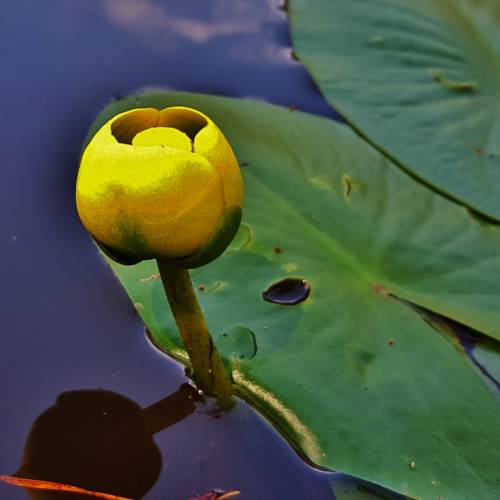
[156,259,234,408]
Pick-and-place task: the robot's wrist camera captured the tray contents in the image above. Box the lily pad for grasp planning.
[288,0,500,221]
[90,92,500,500]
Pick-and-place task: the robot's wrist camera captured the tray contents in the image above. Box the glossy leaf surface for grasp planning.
[90,92,500,500]
[289,0,500,220]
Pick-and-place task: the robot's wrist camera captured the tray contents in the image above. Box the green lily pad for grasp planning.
[288,0,500,221]
[90,92,500,500]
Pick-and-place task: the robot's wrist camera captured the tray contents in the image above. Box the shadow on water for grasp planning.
[14,385,199,499]
[0,1,360,499]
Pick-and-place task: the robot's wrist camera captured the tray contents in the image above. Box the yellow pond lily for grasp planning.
[76,106,243,268]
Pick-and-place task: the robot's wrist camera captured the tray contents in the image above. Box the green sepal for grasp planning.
[93,206,242,268]
[93,238,143,266]
[176,206,242,269]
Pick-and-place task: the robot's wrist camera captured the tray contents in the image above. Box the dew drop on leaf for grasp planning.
[262,278,310,305]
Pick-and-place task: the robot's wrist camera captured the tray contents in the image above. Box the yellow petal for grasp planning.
[194,122,243,209]
[111,108,160,144]
[132,127,192,151]
[158,107,207,140]
[76,106,243,261]
[159,107,243,209]
[77,138,224,258]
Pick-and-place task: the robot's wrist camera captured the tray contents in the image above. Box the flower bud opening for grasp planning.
[111,108,208,144]
[77,104,243,266]
[132,127,192,151]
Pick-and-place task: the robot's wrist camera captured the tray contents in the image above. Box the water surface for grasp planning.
[0,1,339,499]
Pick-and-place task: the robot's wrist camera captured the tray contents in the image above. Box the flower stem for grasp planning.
[156,259,234,408]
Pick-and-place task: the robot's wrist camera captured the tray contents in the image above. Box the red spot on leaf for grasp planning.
[373,283,388,295]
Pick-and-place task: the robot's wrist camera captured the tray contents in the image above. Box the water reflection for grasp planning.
[100,0,291,63]
[0,0,339,498]
[15,385,199,499]
[102,0,260,46]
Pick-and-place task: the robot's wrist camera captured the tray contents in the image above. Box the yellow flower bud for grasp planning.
[76,106,243,267]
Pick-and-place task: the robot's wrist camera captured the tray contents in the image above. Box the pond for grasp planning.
[0,1,365,499]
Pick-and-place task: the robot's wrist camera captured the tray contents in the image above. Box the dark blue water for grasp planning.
[0,1,356,499]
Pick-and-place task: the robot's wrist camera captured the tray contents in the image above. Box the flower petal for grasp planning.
[77,143,224,258]
[111,108,160,144]
[158,107,207,139]
[132,127,192,151]
[193,116,243,209]
[178,206,242,269]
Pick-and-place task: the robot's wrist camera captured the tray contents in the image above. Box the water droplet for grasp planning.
[262,278,310,305]
[217,325,257,361]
